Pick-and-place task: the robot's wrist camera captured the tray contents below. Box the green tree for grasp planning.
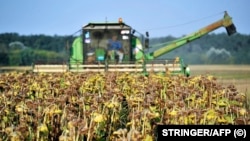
[8,50,22,66]
[0,43,9,65]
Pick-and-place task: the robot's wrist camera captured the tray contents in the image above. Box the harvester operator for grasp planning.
[107,35,124,63]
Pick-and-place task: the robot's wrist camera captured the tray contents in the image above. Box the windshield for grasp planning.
[83,29,131,59]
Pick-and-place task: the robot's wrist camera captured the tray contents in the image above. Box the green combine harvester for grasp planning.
[33,11,236,76]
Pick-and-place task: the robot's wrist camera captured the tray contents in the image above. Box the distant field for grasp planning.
[190,65,250,106]
[0,66,31,72]
[190,65,250,87]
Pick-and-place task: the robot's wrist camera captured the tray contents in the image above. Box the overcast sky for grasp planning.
[0,0,249,37]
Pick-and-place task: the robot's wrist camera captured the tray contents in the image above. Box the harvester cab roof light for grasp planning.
[121,30,130,34]
[118,18,123,23]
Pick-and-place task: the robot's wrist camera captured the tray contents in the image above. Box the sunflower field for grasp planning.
[0,71,249,141]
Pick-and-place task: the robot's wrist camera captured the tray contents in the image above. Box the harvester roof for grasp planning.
[82,22,132,30]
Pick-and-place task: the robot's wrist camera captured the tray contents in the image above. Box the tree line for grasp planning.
[0,32,250,66]
[0,33,74,66]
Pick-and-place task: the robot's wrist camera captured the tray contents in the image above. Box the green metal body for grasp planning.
[69,37,83,65]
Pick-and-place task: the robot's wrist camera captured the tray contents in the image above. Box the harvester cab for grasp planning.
[70,18,151,65]
[69,18,153,73]
[80,19,135,64]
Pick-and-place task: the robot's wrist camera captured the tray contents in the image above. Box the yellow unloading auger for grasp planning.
[136,11,236,76]
[144,11,236,59]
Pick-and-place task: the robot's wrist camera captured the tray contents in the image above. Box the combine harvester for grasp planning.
[33,11,236,76]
